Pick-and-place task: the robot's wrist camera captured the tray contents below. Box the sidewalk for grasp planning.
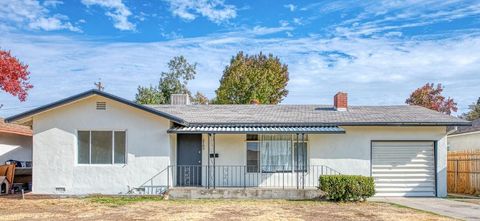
[372,197,480,221]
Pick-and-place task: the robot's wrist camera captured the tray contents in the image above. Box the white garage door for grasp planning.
[372,141,436,197]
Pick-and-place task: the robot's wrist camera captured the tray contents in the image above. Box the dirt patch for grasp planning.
[0,196,454,221]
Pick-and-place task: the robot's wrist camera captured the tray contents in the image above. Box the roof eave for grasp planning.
[0,129,33,137]
[167,131,346,134]
[186,121,472,127]
[5,89,188,126]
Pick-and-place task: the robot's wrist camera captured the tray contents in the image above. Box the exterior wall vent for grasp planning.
[55,187,66,193]
[96,102,106,110]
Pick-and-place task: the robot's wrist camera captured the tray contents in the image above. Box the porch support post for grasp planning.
[207,133,211,189]
[296,133,299,190]
[213,133,216,189]
[302,133,305,190]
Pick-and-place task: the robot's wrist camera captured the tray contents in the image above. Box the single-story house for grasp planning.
[5,90,470,197]
[447,119,480,151]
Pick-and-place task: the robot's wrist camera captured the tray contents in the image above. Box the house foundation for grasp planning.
[166,187,324,200]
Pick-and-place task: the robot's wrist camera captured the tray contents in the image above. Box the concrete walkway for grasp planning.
[372,197,480,221]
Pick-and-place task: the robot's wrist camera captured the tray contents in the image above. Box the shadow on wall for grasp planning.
[0,147,32,164]
[0,133,32,163]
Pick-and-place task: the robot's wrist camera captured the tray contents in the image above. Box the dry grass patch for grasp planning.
[0,196,454,221]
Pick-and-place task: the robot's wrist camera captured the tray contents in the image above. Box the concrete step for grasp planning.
[166,188,324,200]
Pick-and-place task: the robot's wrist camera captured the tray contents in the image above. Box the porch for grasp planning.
[138,164,340,196]
[139,125,345,195]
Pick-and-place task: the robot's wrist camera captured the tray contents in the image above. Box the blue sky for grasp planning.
[0,0,479,117]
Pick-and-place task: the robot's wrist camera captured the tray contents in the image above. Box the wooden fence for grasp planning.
[447,150,480,195]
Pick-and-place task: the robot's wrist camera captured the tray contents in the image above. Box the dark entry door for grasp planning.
[177,134,202,186]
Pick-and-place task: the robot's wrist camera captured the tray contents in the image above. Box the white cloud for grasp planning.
[279,20,289,27]
[0,0,79,32]
[1,30,479,116]
[292,18,303,25]
[167,0,237,23]
[43,0,63,7]
[29,16,80,32]
[81,0,135,31]
[250,26,294,35]
[161,31,183,40]
[284,4,297,12]
[325,0,480,37]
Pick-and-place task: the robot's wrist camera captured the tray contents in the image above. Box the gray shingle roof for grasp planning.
[147,104,470,126]
[449,119,480,135]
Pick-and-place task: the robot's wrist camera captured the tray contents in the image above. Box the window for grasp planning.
[260,135,292,172]
[294,142,307,172]
[246,142,259,172]
[246,134,308,173]
[78,130,126,164]
[78,131,90,164]
[114,131,126,164]
[246,134,258,141]
[91,131,112,164]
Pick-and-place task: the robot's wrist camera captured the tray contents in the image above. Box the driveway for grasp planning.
[373,197,480,221]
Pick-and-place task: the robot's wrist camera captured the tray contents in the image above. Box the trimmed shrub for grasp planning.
[319,175,375,202]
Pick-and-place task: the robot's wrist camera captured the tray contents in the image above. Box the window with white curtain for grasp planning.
[78,130,126,164]
[246,134,307,172]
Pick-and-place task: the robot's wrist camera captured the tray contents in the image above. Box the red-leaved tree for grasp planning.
[0,49,33,101]
[405,83,457,115]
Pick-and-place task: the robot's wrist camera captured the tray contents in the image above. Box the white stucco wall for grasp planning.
[32,95,172,194]
[310,126,447,197]
[448,132,480,151]
[0,133,32,163]
[193,126,448,196]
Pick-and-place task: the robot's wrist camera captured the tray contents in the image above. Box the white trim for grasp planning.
[447,130,480,137]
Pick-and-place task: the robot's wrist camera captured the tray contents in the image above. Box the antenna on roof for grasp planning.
[94,79,104,91]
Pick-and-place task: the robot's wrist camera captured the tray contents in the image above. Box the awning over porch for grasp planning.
[167,125,345,134]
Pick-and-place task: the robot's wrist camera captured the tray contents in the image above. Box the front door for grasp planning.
[177,134,202,186]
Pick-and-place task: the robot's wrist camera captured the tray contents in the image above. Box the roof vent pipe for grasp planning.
[334,92,348,111]
[170,94,190,105]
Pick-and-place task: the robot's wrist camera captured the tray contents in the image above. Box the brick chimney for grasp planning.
[334,92,348,111]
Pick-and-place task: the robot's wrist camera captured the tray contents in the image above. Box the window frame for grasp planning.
[293,140,308,172]
[245,134,308,173]
[246,139,260,173]
[76,129,128,166]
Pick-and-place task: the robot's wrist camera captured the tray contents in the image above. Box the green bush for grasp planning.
[319,175,375,202]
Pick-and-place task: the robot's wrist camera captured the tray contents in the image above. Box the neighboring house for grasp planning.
[0,119,33,192]
[447,119,480,151]
[0,119,33,164]
[5,90,470,197]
